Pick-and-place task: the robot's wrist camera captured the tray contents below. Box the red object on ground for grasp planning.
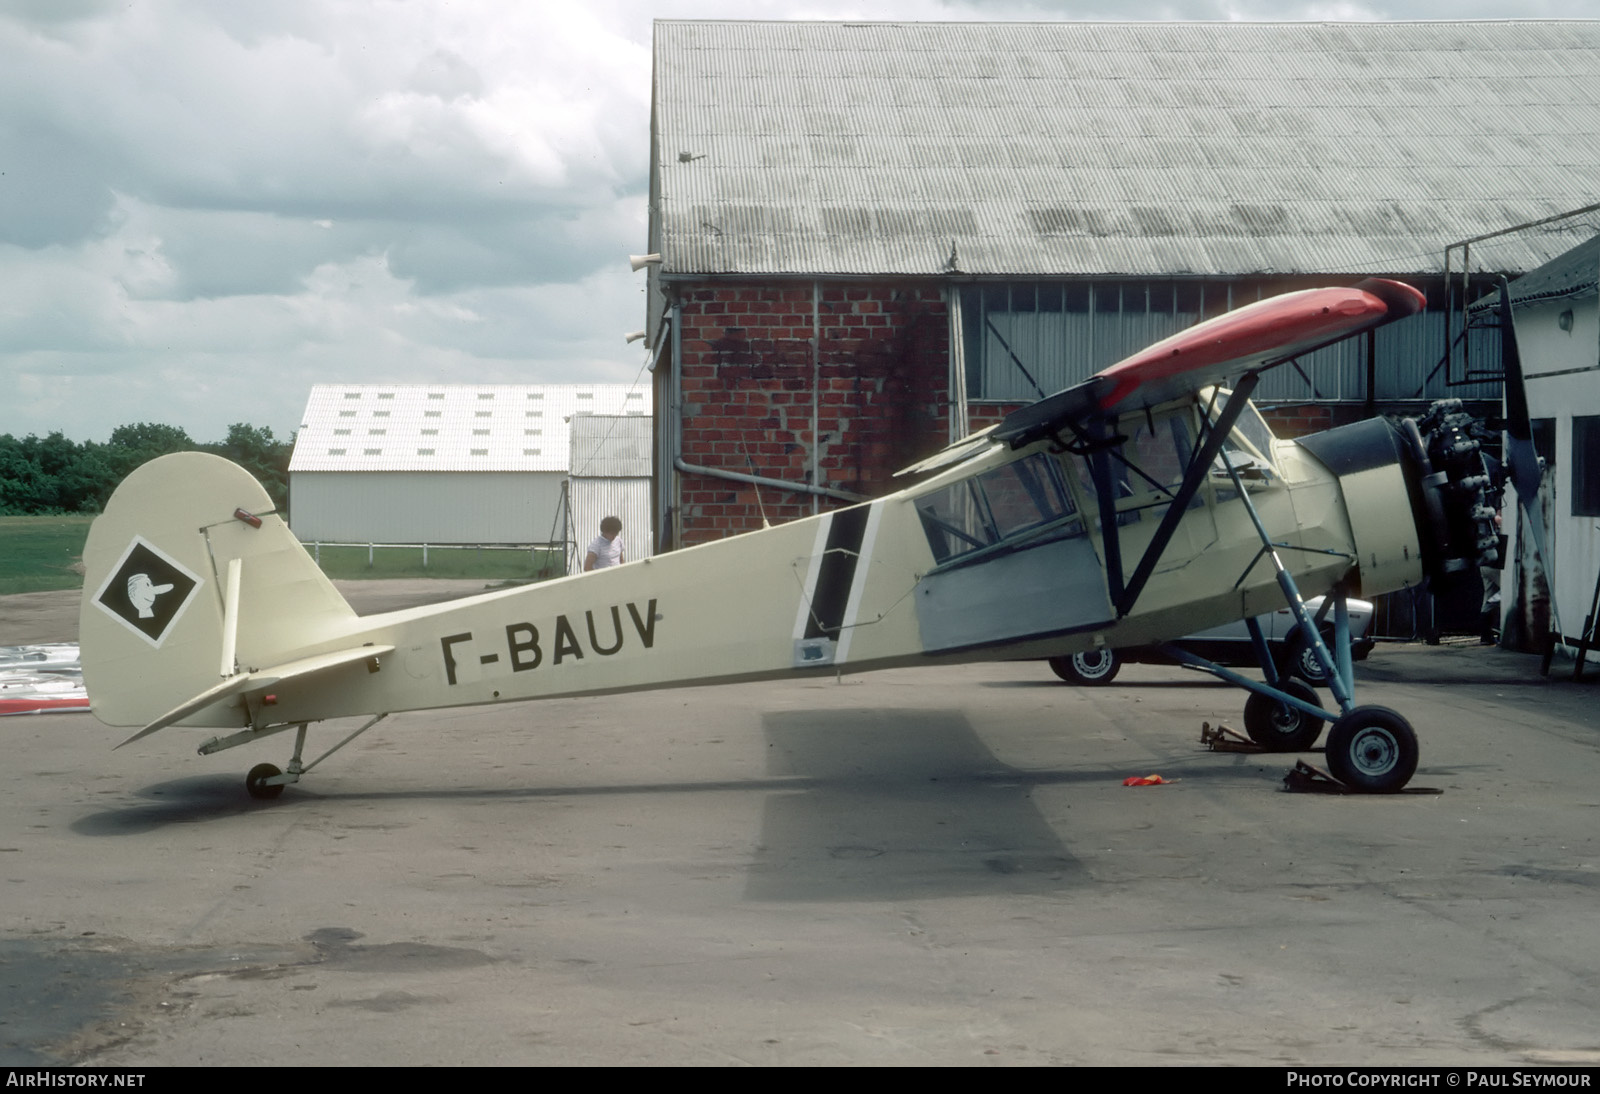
[0,697,91,716]
[1122,774,1168,786]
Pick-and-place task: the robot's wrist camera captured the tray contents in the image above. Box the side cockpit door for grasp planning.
[912,451,1114,654]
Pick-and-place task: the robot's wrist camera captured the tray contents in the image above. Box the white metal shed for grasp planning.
[290,384,650,545]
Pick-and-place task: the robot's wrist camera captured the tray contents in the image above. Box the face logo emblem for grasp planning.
[93,537,203,647]
[126,573,175,618]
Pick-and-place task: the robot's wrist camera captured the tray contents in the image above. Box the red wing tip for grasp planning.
[1352,278,1427,318]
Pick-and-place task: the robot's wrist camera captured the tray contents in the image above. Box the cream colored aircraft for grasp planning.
[79,279,1495,798]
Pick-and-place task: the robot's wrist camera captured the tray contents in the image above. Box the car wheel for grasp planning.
[1324,707,1418,793]
[1282,629,1335,686]
[1048,649,1121,685]
[1242,678,1325,751]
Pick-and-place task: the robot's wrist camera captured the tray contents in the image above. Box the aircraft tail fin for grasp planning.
[79,452,360,730]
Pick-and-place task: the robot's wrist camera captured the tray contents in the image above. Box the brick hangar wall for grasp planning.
[672,281,950,547]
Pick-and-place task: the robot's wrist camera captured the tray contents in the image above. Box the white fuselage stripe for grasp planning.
[792,511,834,641]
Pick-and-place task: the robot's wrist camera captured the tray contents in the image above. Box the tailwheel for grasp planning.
[246,762,285,800]
[1242,679,1325,752]
[1324,707,1418,794]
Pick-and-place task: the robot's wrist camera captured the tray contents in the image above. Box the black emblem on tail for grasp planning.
[93,537,203,647]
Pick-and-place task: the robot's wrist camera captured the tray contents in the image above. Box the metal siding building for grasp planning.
[290,384,651,545]
[647,20,1600,548]
[1482,235,1600,650]
[566,415,654,574]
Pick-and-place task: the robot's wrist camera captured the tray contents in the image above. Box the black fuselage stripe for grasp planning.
[804,505,870,640]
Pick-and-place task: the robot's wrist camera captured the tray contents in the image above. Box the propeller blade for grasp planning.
[1496,277,1551,574]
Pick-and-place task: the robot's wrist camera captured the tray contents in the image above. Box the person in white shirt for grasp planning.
[584,516,625,571]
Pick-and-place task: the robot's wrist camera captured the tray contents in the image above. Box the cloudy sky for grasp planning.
[3,0,1597,444]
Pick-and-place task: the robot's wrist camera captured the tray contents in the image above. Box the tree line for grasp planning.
[0,423,291,515]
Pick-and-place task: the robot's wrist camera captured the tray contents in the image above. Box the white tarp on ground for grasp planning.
[0,645,88,715]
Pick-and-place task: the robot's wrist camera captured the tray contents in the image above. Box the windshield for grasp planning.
[1205,387,1278,469]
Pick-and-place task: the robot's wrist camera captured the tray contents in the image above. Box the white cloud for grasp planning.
[4,0,1600,444]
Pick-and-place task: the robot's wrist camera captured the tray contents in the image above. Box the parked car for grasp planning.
[1048,597,1375,686]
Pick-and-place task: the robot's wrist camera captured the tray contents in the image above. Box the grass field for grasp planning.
[0,515,93,595]
[0,515,565,594]
[305,543,566,581]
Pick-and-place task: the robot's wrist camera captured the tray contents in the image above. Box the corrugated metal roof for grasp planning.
[653,20,1600,278]
[1484,232,1600,309]
[290,384,651,473]
[569,414,653,479]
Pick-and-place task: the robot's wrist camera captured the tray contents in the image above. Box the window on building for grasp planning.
[1574,416,1600,517]
[428,392,445,400]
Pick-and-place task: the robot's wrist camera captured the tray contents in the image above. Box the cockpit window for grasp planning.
[1206,387,1277,468]
[917,453,1083,564]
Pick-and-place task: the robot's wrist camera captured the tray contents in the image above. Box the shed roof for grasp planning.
[652,20,1600,279]
[290,384,651,473]
[1496,233,1600,309]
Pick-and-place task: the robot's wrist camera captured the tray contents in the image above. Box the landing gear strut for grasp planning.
[202,714,389,801]
[1160,432,1422,792]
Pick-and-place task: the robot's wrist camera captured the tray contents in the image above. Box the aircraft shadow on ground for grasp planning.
[744,708,1084,902]
[70,710,1250,862]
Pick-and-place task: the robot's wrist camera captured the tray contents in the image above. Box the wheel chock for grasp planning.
[1200,721,1259,752]
[1282,759,1349,794]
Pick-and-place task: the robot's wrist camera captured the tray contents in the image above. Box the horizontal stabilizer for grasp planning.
[114,644,394,749]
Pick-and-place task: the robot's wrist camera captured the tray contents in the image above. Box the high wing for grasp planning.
[899,279,1428,622]
[992,279,1425,450]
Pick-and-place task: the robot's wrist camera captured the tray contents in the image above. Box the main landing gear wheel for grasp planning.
[1049,649,1121,685]
[1324,707,1418,794]
[1242,679,1325,751]
[246,762,285,800]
